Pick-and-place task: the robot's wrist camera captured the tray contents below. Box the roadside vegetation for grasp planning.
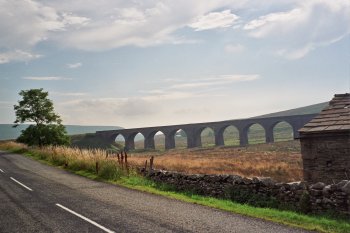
[0,140,349,233]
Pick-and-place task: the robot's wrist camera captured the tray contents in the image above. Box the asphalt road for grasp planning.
[0,151,313,233]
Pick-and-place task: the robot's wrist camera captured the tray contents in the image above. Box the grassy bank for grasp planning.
[0,141,349,233]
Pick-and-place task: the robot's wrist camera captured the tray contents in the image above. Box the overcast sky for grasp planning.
[0,0,349,128]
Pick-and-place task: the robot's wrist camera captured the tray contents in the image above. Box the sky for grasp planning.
[0,0,349,128]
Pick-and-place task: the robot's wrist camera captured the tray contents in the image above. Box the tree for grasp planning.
[13,89,70,147]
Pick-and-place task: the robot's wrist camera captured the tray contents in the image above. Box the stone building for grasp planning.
[299,93,350,184]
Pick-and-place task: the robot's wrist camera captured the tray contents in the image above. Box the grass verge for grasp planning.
[0,143,349,233]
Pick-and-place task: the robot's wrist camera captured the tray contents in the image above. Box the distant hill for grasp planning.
[253,102,328,118]
[0,124,123,140]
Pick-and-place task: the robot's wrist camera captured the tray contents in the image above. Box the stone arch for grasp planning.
[129,132,145,150]
[114,133,126,149]
[272,121,294,142]
[166,128,188,149]
[174,129,188,149]
[149,130,165,150]
[246,123,266,145]
[198,126,215,147]
[221,125,240,146]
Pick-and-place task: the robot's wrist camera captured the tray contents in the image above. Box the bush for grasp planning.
[17,124,70,147]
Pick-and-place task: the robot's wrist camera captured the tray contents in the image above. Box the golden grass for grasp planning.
[0,142,134,181]
[127,140,303,182]
[0,140,303,182]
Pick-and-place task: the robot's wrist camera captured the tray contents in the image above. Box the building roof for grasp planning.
[299,93,350,134]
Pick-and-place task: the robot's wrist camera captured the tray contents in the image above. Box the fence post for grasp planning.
[144,160,148,174]
[117,153,120,164]
[148,156,154,175]
[121,151,124,168]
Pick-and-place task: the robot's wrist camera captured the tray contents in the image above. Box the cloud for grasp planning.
[52,2,199,50]
[0,50,42,64]
[1,0,348,61]
[276,45,313,60]
[138,74,260,106]
[142,91,198,101]
[0,0,89,62]
[51,92,86,96]
[67,62,82,68]
[243,8,303,32]
[56,97,162,125]
[169,74,260,89]
[0,0,62,49]
[0,1,236,52]
[22,76,71,81]
[139,75,260,104]
[116,98,158,117]
[224,44,245,53]
[61,12,90,27]
[243,0,350,59]
[189,10,239,31]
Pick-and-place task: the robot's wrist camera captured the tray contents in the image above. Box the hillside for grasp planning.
[0,124,122,140]
[254,102,328,118]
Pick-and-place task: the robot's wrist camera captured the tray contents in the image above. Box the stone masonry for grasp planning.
[299,93,350,184]
[145,169,350,217]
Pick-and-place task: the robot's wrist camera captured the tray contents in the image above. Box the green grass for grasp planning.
[1,145,349,233]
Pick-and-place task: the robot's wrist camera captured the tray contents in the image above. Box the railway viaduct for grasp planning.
[96,114,317,150]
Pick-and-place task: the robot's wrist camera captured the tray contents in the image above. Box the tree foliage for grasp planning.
[13,89,70,147]
[14,89,61,126]
[16,124,70,146]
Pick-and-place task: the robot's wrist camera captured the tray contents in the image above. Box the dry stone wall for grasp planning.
[145,170,350,217]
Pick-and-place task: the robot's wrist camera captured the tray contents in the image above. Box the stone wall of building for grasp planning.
[301,132,350,184]
[145,170,350,217]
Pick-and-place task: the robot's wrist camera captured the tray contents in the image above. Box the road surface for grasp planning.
[0,151,313,233]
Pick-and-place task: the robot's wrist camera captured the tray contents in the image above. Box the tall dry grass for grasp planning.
[0,141,28,151]
[127,141,303,182]
[0,141,130,180]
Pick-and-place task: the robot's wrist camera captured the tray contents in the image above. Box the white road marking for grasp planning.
[10,177,33,191]
[0,168,4,173]
[55,203,115,233]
